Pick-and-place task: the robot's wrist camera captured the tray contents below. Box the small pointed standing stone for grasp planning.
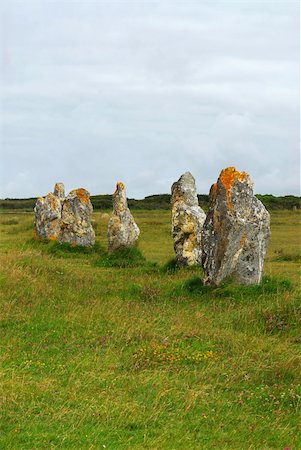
[171,172,206,266]
[34,183,65,240]
[58,188,95,247]
[53,182,65,199]
[202,166,270,285]
[108,182,140,252]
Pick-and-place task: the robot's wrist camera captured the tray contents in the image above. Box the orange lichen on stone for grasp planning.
[47,193,57,211]
[114,182,125,194]
[76,188,89,204]
[219,166,247,190]
[240,234,246,248]
[48,234,57,241]
[219,167,247,208]
[210,183,217,200]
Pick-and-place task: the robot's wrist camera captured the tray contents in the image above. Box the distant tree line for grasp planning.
[0,193,300,211]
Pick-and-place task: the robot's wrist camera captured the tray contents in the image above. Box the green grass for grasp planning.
[92,246,153,268]
[161,257,182,273]
[0,209,300,449]
[272,252,301,263]
[182,275,294,296]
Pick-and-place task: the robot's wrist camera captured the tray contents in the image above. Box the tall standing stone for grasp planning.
[171,172,206,266]
[202,167,270,285]
[108,182,140,251]
[34,183,65,240]
[58,188,95,247]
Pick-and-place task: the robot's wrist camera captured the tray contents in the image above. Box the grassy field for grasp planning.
[0,209,300,449]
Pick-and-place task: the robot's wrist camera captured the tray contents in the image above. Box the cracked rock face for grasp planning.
[34,183,65,240]
[108,182,140,251]
[201,167,270,285]
[58,188,95,247]
[171,172,206,266]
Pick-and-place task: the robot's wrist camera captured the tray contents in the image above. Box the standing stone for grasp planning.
[58,188,95,247]
[202,166,270,285]
[34,183,65,240]
[171,172,206,266]
[53,182,65,199]
[108,182,140,251]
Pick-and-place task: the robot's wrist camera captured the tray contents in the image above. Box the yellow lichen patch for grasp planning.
[54,183,64,196]
[171,190,184,207]
[46,193,57,211]
[76,188,89,204]
[219,166,247,208]
[114,181,125,194]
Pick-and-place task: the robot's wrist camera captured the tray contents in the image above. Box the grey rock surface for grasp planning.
[58,188,95,247]
[108,182,140,251]
[202,167,270,285]
[171,172,206,266]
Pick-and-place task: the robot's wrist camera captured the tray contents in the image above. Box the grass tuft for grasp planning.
[161,258,181,273]
[273,253,301,263]
[262,301,301,334]
[93,246,147,268]
[1,219,19,225]
[123,283,161,302]
[26,238,103,256]
[160,258,200,274]
[183,276,207,293]
[180,275,294,299]
[46,241,103,256]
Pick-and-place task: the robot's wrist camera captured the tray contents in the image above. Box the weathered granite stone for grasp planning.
[108,182,140,251]
[202,166,270,285]
[34,183,65,240]
[171,172,206,266]
[58,188,95,247]
[53,182,65,199]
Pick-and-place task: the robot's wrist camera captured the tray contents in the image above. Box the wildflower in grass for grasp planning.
[133,343,216,367]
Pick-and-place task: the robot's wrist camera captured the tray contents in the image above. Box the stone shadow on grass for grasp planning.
[175,275,294,300]
[26,238,158,271]
[92,246,158,270]
[26,238,103,257]
[160,258,200,274]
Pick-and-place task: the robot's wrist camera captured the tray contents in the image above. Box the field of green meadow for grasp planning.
[0,209,300,449]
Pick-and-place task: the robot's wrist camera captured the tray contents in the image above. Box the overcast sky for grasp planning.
[1,0,299,199]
